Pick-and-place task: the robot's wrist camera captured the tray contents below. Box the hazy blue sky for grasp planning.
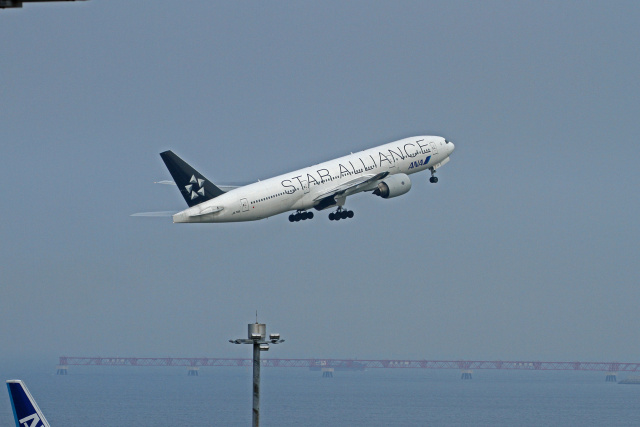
[1,1,639,366]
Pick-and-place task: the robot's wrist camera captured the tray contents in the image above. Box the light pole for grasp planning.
[230,322,284,427]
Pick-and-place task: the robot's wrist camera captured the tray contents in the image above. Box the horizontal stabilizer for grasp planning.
[131,211,177,217]
[192,206,224,216]
[154,179,245,193]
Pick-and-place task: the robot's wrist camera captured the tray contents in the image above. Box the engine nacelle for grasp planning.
[373,173,412,199]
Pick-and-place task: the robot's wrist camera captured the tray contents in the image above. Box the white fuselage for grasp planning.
[172,136,454,223]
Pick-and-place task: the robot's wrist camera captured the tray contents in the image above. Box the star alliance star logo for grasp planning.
[185,175,205,200]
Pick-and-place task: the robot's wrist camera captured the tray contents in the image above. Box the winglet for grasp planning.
[6,380,51,427]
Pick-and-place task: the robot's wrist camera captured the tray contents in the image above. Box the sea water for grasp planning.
[1,362,639,426]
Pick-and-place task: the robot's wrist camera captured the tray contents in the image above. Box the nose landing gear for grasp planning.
[289,211,314,222]
[328,207,354,221]
[429,167,439,183]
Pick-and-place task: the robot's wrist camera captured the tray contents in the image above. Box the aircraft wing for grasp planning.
[313,172,389,201]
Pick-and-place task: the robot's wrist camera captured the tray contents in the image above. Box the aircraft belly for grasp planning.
[291,194,315,211]
[210,212,263,222]
[239,197,296,221]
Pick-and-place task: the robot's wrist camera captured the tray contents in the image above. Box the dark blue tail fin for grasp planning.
[159,150,226,207]
[6,380,50,427]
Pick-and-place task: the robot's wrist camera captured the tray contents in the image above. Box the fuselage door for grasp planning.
[241,198,249,212]
[302,180,310,194]
[430,141,439,155]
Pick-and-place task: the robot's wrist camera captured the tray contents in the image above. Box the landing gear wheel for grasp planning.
[290,211,313,222]
[329,208,354,221]
[429,167,438,183]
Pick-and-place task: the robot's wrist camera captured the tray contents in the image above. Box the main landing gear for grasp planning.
[429,167,439,183]
[289,211,313,222]
[328,207,354,221]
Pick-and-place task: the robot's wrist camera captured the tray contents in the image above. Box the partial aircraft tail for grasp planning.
[6,380,51,427]
[159,151,225,207]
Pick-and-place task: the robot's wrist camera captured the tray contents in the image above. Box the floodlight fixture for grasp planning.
[229,321,284,427]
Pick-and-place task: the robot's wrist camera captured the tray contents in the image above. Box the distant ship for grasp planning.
[618,376,640,384]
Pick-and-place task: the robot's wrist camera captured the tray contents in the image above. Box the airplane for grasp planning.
[137,136,455,223]
[6,380,50,427]
[0,0,87,9]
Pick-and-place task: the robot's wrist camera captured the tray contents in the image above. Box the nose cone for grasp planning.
[446,140,455,155]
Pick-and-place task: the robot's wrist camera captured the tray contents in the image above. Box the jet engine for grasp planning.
[373,173,412,199]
